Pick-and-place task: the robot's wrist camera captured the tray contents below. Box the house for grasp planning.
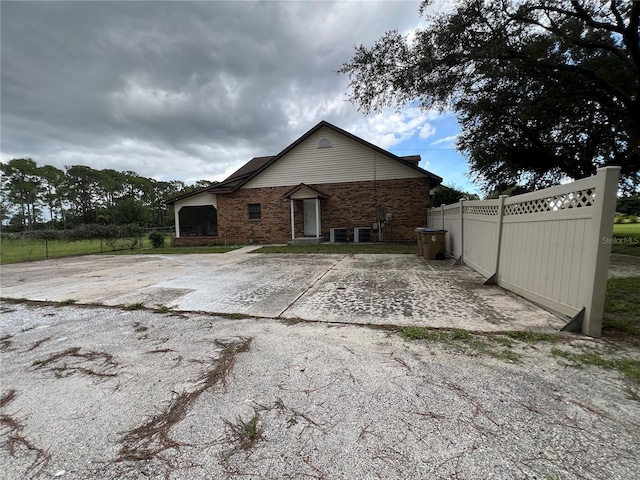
[166,121,442,245]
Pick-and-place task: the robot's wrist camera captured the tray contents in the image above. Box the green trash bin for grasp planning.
[417,228,447,260]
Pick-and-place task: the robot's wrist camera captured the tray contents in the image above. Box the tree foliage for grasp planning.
[617,194,640,215]
[0,159,205,231]
[339,0,640,193]
[431,184,479,206]
[0,159,42,230]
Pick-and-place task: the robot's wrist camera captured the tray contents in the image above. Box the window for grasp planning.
[248,203,261,220]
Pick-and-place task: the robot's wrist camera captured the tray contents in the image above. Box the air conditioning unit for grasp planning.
[330,228,347,243]
[354,227,372,243]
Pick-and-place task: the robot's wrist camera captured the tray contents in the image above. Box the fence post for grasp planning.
[579,166,621,336]
[457,199,465,265]
[482,195,508,285]
[440,204,445,230]
[494,195,508,277]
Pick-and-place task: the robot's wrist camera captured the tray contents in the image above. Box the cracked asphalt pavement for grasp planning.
[1,252,639,479]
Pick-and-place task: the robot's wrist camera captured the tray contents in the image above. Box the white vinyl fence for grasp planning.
[428,167,621,336]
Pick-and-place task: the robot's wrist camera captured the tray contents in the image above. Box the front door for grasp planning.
[303,199,318,236]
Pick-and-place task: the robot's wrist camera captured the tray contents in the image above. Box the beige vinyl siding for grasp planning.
[175,192,217,210]
[244,127,424,189]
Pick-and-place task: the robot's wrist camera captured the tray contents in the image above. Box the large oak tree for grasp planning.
[339,0,640,193]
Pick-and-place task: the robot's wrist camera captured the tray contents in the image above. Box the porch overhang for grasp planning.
[283,183,330,200]
[284,184,329,241]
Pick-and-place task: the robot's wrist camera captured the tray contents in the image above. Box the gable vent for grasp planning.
[318,138,331,148]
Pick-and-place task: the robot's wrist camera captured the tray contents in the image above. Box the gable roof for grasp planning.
[236,121,441,190]
[166,156,274,204]
[283,183,331,200]
[224,156,274,183]
[167,120,442,204]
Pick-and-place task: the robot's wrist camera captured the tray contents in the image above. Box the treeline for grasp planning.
[1,158,215,232]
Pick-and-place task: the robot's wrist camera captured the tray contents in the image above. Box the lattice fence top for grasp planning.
[443,207,459,216]
[463,205,499,215]
[504,189,595,216]
[431,210,442,216]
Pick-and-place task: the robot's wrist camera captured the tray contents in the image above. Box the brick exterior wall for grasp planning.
[210,177,430,244]
[172,236,221,246]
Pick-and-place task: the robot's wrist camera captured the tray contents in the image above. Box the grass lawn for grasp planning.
[613,223,640,236]
[612,223,640,256]
[603,276,640,338]
[0,238,106,264]
[0,237,239,265]
[252,243,417,254]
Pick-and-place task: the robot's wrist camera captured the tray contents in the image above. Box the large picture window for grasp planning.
[248,203,261,220]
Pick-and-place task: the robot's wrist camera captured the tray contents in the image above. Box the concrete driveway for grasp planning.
[0,249,564,332]
[2,251,639,480]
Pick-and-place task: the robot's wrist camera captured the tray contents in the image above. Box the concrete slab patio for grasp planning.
[0,251,565,332]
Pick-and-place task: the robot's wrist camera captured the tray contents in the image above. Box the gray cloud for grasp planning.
[1,0,424,182]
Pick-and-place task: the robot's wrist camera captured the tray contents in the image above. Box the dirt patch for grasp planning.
[608,253,640,278]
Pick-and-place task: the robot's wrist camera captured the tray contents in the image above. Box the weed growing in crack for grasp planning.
[494,349,522,362]
[398,327,523,362]
[506,331,559,343]
[399,327,568,363]
[279,317,305,325]
[58,299,77,306]
[124,302,146,311]
[551,347,640,383]
[217,312,250,320]
[450,329,471,340]
[223,410,264,451]
[153,304,173,314]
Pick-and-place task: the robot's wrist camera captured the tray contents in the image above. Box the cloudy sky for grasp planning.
[1,0,476,193]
